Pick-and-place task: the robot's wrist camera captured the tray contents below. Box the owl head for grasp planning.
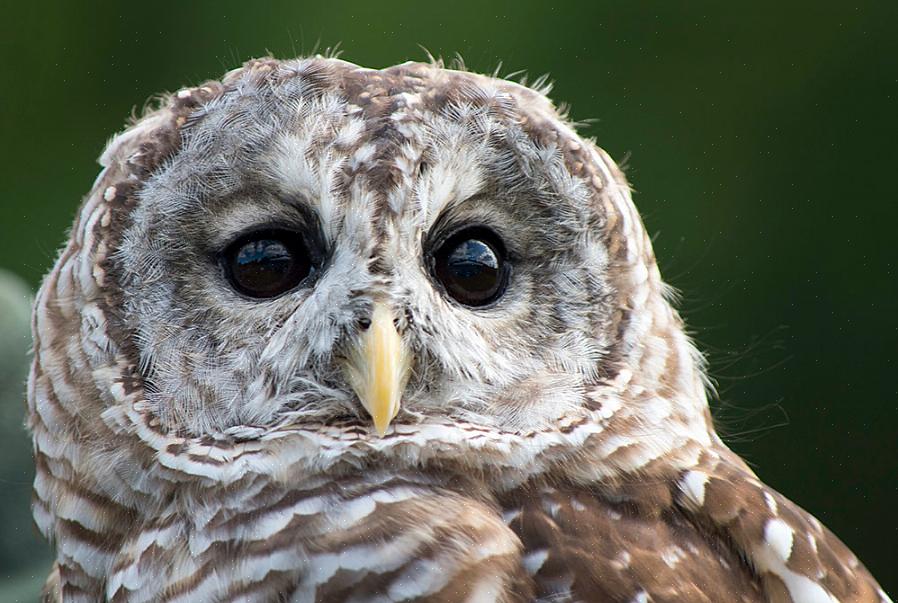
[29,57,712,495]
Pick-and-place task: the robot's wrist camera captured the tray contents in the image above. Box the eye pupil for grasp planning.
[446,240,499,285]
[224,230,312,298]
[434,228,508,306]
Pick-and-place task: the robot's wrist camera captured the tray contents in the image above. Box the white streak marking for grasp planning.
[661,545,686,568]
[753,529,840,603]
[764,491,779,514]
[522,549,549,575]
[610,550,631,571]
[680,470,709,507]
[465,574,503,603]
[764,518,795,562]
[501,508,520,525]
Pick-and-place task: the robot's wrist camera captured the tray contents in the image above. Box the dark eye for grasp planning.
[222,229,312,298]
[433,227,510,307]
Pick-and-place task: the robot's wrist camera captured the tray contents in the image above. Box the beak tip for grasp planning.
[371,414,393,437]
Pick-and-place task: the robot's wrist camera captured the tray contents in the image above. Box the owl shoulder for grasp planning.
[500,447,889,603]
[676,446,890,603]
[501,476,764,602]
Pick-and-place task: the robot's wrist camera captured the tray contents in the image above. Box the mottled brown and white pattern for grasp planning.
[27,56,890,602]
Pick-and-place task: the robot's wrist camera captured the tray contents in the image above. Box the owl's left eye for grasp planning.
[431,226,510,307]
[222,229,313,298]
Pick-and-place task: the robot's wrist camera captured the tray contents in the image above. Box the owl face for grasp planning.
[118,71,614,441]
[31,57,712,490]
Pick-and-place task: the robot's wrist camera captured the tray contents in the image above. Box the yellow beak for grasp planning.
[341,303,411,436]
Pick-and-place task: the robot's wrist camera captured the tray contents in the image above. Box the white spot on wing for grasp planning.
[753,526,839,603]
[542,499,561,518]
[764,518,795,562]
[501,508,521,525]
[522,549,549,575]
[465,574,503,603]
[680,470,709,507]
[661,545,686,568]
[631,590,649,603]
[610,550,631,571]
[763,491,778,514]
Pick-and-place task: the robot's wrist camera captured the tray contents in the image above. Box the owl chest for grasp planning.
[104,477,523,602]
[102,481,766,603]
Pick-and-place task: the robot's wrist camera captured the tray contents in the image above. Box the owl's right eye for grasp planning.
[222,229,313,299]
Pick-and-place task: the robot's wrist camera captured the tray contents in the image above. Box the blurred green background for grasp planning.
[1,0,896,598]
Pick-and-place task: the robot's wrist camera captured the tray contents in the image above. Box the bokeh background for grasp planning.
[1,1,896,598]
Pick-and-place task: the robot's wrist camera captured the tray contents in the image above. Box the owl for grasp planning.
[27,56,890,603]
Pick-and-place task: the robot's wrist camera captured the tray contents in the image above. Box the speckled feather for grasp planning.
[28,57,889,602]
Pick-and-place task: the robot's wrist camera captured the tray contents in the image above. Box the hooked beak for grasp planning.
[341,303,411,436]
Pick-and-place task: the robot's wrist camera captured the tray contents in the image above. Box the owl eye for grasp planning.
[433,227,509,307]
[222,229,312,298]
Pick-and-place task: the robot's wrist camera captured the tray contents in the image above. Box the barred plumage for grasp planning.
[28,56,889,602]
